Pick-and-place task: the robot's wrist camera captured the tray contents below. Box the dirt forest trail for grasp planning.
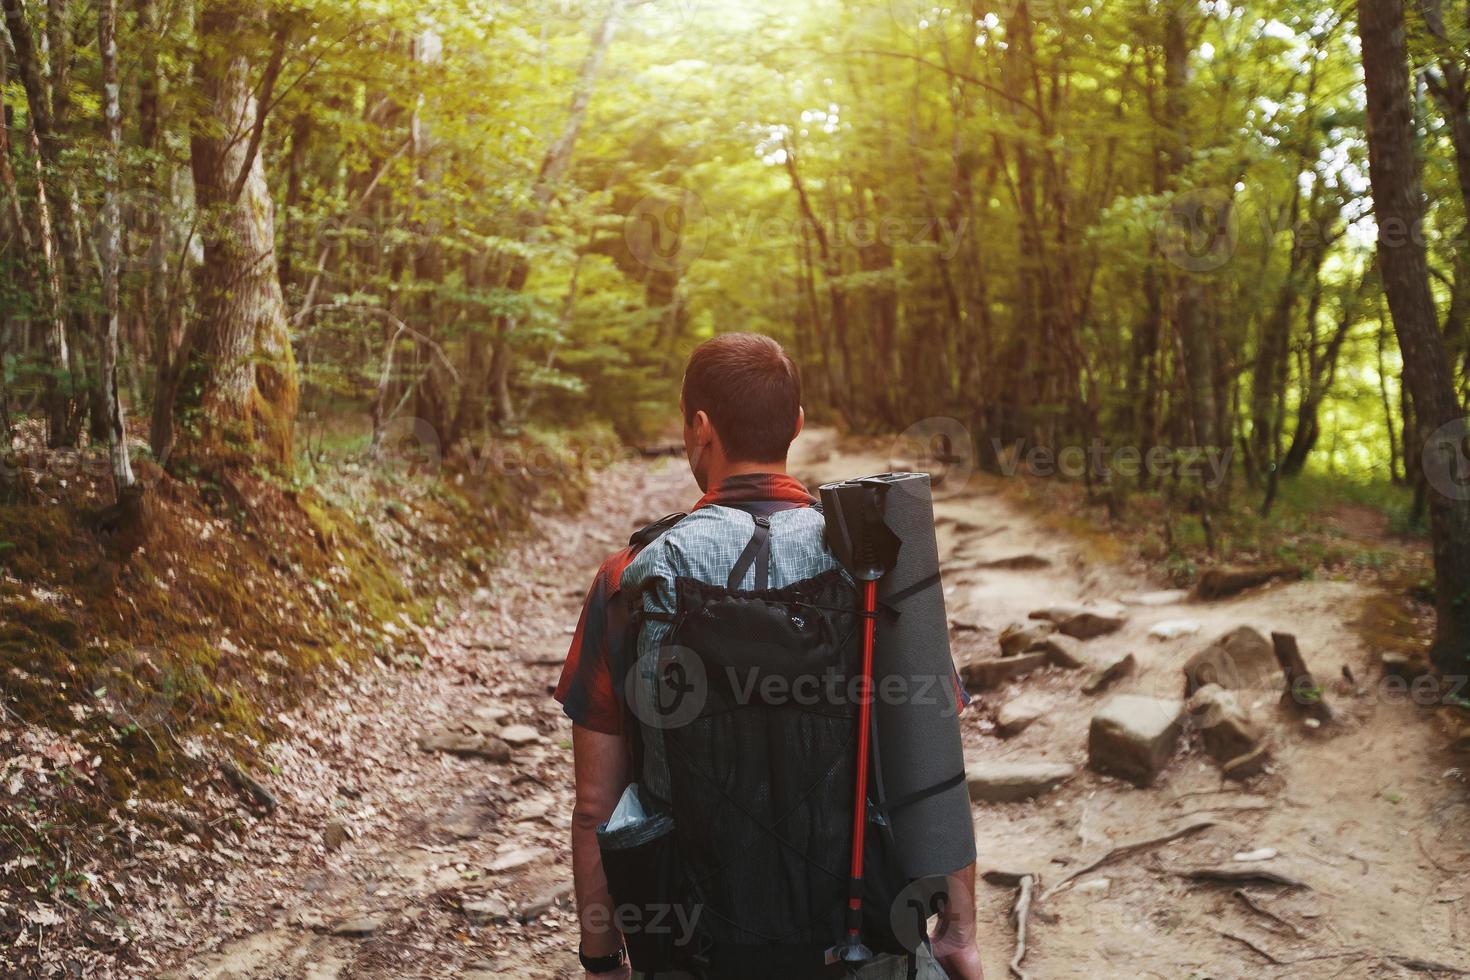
[149,428,1469,980]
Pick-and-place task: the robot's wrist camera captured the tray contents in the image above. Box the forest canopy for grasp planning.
[1,0,1468,669]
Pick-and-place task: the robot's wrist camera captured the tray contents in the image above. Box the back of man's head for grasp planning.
[682,333,802,463]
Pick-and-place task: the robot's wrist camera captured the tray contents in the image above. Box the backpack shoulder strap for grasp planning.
[623,512,688,626]
[726,514,771,590]
[629,511,688,549]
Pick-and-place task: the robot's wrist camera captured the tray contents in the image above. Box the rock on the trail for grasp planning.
[518,881,576,923]
[520,644,566,667]
[1030,600,1127,622]
[1122,589,1190,607]
[1149,619,1202,641]
[1028,633,1086,670]
[1028,603,1083,622]
[474,704,511,726]
[323,820,349,853]
[966,760,1077,803]
[489,846,551,873]
[1054,609,1127,640]
[996,694,1048,737]
[1088,695,1184,786]
[1026,603,1127,639]
[331,913,389,937]
[465,960,508,980]
[1081,652,1135,695]
[1182,626,1278,696]
[290,907,328,930]
[977,553,1052,570]
[417,728,513,762]
[499,724,542,747]
[1186,683,1266,767]
[1447,715,1470,754]
[439,801,495,840]
[1233,847,1278,862]
[1382,650,1433,681]
[462,895,512,925]
[1000,621,1056,657]
[510,795,555,822]
[1194,565,1297,600]
[961,651,1049,690]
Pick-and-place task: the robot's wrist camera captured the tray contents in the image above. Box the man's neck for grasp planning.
[722,460,787,479]
[704,458,787,489]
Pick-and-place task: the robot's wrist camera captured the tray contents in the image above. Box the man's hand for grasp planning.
[930,863,985,979]
[930,931,985,979]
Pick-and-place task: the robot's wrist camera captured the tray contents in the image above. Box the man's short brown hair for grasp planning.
[682,333,801,463]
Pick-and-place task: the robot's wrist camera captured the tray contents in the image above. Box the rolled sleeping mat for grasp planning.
[821,472,975,879]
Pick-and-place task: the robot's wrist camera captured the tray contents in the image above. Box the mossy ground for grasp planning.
[994,468,1428,584]
[0,420,617,915]
[992,466,1436,668]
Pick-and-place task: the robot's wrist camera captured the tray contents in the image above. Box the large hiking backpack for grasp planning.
[597,507,919,979]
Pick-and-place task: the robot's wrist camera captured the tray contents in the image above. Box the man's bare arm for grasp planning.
[570,724,632,973]
[930,862,986,979]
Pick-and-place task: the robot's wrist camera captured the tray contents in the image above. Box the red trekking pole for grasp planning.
[820,480,900,965]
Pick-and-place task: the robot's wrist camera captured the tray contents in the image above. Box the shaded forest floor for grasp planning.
[6,428,1468,978]
[0,423,609,977]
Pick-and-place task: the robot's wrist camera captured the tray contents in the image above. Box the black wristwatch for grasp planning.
[578,944,627,974]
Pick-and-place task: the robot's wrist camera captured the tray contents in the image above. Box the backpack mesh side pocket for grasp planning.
[597,806,688,971]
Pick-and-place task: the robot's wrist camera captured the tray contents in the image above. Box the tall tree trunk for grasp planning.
[29,0,95,444]
[1377,306,1403,481]
[160,1,298,469]
[487,0,623,429]
[1,0,74,446]
[1002,2,1048,447]
[1359,0,1470,676]
[1421,0,1470,365]
[1281,272,1360,477]
[1163,4,1219,457]
[97,0,134,491]
[135,0,178,401]
[783,140,852,423]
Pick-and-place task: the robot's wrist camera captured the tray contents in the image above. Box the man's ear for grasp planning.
[693,409,715,447]
[793,406,805,442]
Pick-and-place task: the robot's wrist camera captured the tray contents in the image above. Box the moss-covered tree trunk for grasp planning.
[162,0,297,470]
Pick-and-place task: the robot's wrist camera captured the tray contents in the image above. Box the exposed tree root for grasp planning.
[1039,818,1218,902]
[1007,874,1034,980]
